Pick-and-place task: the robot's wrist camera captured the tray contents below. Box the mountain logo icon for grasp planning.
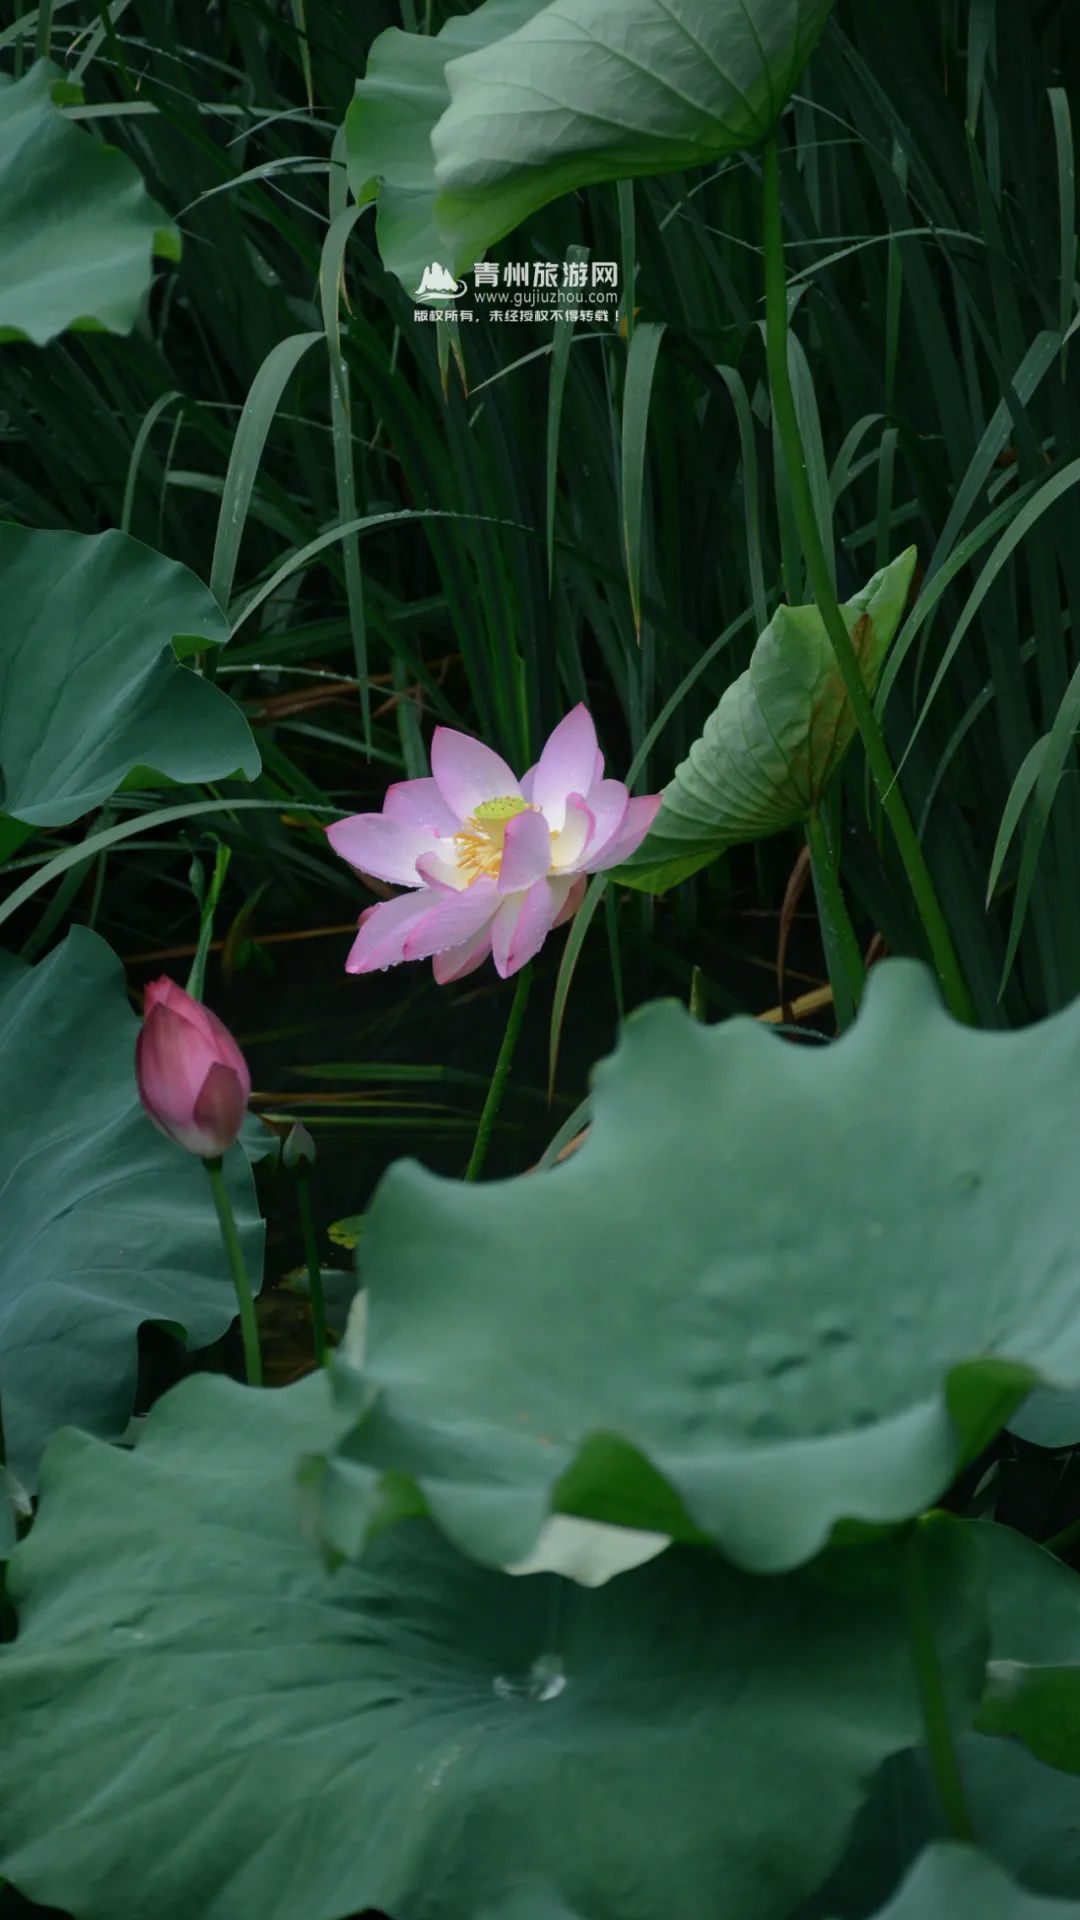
[413,261,468,301]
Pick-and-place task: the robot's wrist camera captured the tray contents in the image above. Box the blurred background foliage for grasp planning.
[1,0,1079,1211]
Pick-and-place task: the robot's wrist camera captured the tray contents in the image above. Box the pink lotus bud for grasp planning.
[135,977,251,1159]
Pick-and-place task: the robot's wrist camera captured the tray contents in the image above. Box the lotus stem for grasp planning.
[904,1523,976,1842]
[204,1156,263,1388]
[465,962,533,1182]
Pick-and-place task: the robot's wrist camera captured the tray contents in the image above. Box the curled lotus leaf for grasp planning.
[619,548,916,893]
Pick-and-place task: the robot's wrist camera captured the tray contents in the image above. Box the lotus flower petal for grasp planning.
[531,705,599,830]
[580,779,630,863]
[552,873,588,927]
[326,814,436,887]
[345,892,439,973]
[491,879,560,978]
[430,727,520,821]
[383,777,459,837]
[497,808,553,895]
[402,878,499,962]
[415,847,470,892]
[587,794,663,871]
[433,922,496,985]
[191,1063,248,1157]
[550,793,594,872]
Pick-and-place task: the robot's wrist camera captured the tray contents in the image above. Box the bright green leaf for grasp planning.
[327,1211,364,1249]
[618,548,916,894]
[0,927,262,1490]
[0,1373,984,1920]
[431,0,836,271]
[0,525,260,828]
[305,957,1080,1577]
[0,62,179,347]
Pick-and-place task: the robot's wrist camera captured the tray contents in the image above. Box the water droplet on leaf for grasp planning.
[493,1652,566,1703]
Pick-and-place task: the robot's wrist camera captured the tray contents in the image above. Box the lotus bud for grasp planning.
[135,977,250,1159]
[283,1121,316,1171]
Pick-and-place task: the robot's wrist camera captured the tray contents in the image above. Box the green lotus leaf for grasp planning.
[308,958,1080,1576]
[0,1373,984,1920]
[842,1845,1080,1920]
[431,0,835,271]
[346,0,545,297]
[0,926,262,1490]
[478,1895,590,1920]
[803,1736,1080,1917]
[350,2,835,294]
[0,61,179,346]
[0,524,260,827]
[804,1535,1080,1920]
[0,1466,30,1560]
[1009,1384,1080,1449]
[975,1521,1080,1776]
[619,548,916,893]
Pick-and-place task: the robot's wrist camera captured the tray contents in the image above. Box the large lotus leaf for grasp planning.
[431,0,835,270]
[479,1896,590,1920]
[346,0,546,296]
[955,1738,1080,1898]
[845,1846,1080,1920]
[0,524,260,827]
[973,1521,1080,1775]
[0,926,262,1489]
[0,61,179,346]
[978,1521,1080,1672]
[0,1371,985,1920]
[1010,1387,1080,1448]
[805,1737,1080,1916]
[0,1466,29,1560]
[307,958,1080,1577]
[802,1531,1080,1920]
[619,548,916,893]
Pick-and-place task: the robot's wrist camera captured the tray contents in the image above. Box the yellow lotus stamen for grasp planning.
[454,795,533,882]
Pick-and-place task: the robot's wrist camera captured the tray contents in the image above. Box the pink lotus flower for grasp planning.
[135,977,251,1158]
[328,705,661,981]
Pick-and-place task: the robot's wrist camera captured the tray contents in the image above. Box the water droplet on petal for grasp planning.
[493,1651,566,1703]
